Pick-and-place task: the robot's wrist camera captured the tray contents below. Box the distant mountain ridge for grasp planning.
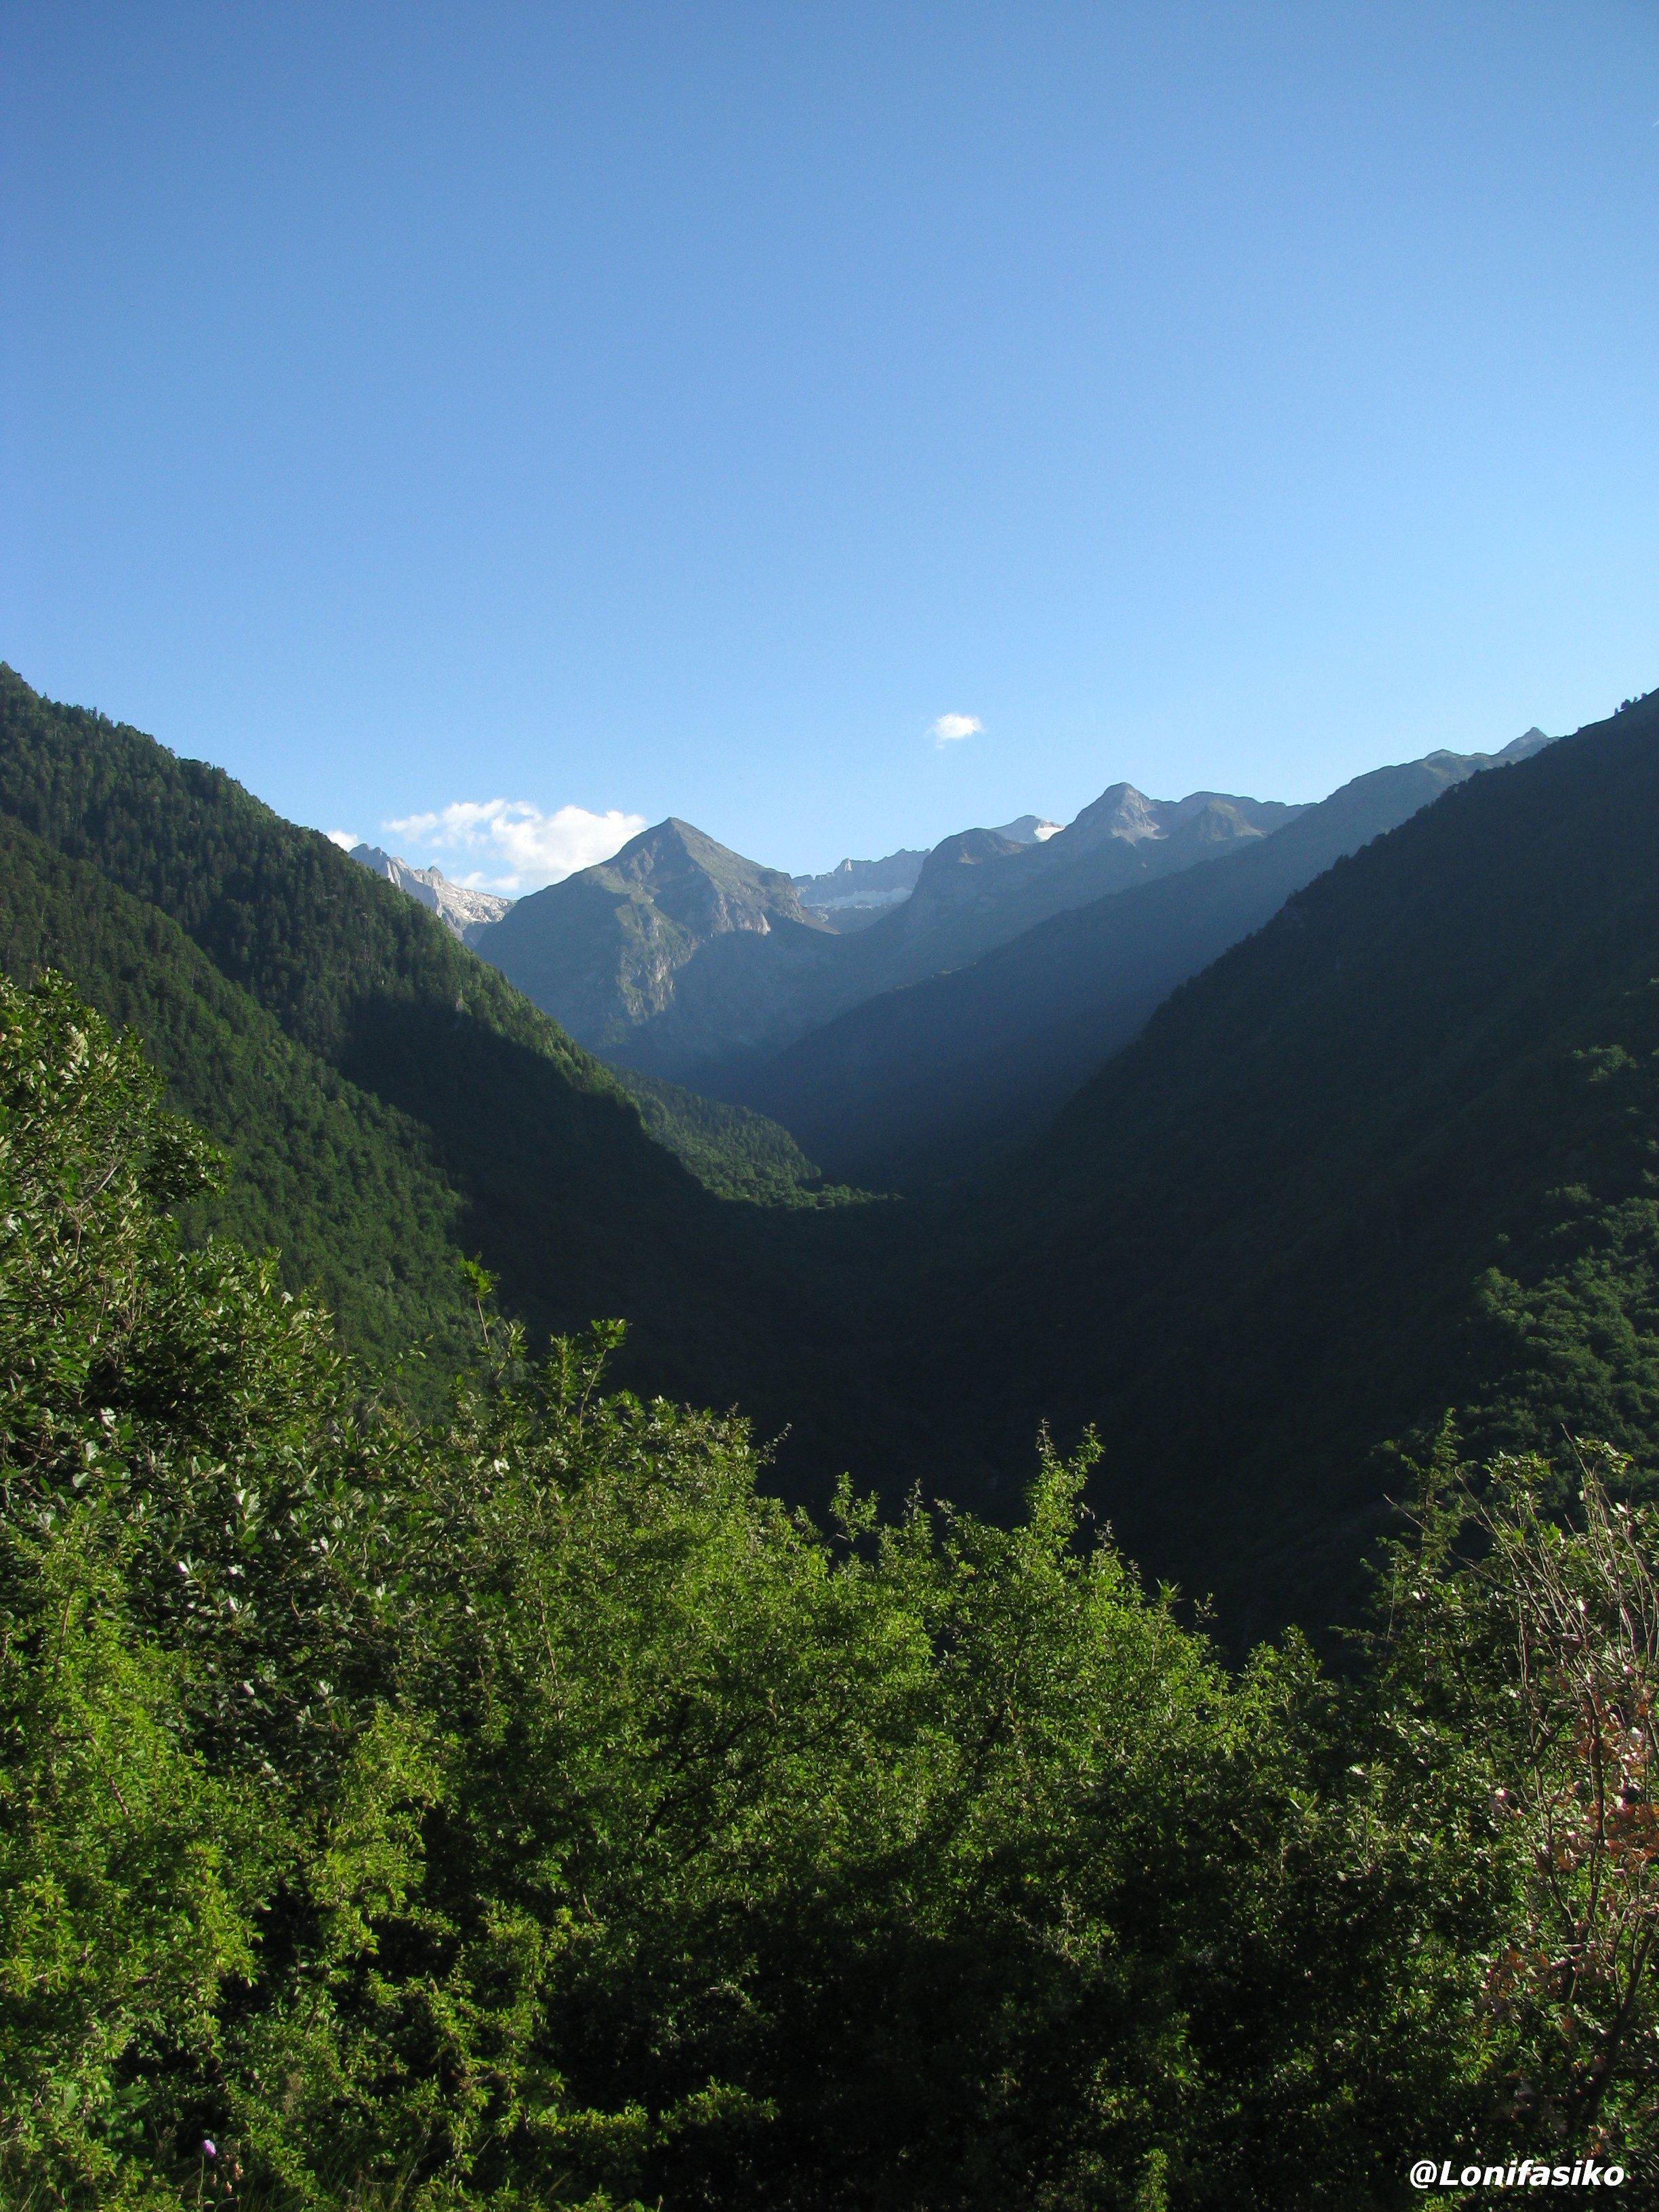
[470,777,1305,1082]
[792,848,929,930]
[851,784,1307,1000]
[792,817,1061,933]
[739,730,1556,1186]
[348,842,512,940]
[991,814,1063,845]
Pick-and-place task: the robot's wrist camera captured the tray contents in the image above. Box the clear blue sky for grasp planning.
[5,3,1657,884]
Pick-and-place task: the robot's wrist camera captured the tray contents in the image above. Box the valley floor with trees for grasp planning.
[5,975,1658,2207]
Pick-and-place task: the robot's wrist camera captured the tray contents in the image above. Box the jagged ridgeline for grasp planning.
[0,667,843,1395]
[740,737,1553,1189]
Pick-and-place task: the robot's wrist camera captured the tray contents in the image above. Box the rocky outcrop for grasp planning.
[792,848,929,929]
[348,845,513,942]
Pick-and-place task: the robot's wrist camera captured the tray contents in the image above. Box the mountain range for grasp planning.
[789,817,1059,930]
[738,731,1555,1187]
[9,655,1659,1652]
[455,739,1547,1172]
[467,780,1308,1085]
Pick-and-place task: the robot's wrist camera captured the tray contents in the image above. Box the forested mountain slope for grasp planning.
[0,668,836,1402]
[745,733,1551,1187]
[893,695,1659,1638]
[0,811,476,1368]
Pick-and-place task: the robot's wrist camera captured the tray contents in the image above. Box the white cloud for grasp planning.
[928,712,983,747]
[383,798,647,894]
[325,829,362,851]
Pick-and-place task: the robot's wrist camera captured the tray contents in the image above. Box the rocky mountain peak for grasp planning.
[1055,783,1168,853]
[588,817,820,937]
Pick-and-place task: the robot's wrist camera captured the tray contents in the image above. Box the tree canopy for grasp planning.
[2,974,1657,2206]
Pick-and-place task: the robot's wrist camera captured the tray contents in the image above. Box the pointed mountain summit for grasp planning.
[589,816,815,937]
[470,817,831,1053]
[1041,781,1302,861]
[1057,781,1170,849]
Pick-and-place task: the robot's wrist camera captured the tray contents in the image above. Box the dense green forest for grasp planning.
[0,667,853,1415]
[3,975,1657,2206]
[607,1063,862,1208]
[0,808,476,1372]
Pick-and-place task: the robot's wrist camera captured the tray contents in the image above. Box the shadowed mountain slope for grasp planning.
[872,699,1658,1641]
[743,734,1553,1188]
[0,668,839,1406]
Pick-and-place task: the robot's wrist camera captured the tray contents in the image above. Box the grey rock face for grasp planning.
[348,845,514,942]
[466,817,834,1057]
[792,848,930,928]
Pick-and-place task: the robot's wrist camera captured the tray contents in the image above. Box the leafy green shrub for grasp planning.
[1,974,1657,2207]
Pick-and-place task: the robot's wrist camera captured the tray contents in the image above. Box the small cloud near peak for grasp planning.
[325,830,362,851]
[929,713,983,748]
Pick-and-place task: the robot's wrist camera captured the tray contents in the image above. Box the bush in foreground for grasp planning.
[0,976,1655,2207]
